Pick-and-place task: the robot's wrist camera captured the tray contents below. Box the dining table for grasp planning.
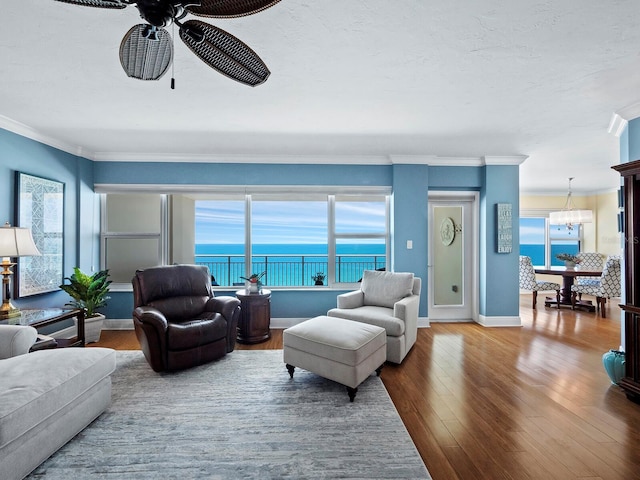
[534,266,602,311]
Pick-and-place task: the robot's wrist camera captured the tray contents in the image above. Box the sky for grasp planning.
[195,200,385,244]
[520,217,580,245]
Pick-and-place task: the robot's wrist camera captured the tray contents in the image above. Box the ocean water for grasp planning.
[520,244,579,267]
[195,244,386,286]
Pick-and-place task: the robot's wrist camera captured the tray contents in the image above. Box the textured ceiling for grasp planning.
[3,1,640,194]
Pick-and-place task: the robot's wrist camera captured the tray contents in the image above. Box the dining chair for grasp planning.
[570,255,621,317]
[518,256,561,309]
[575,252,604,287]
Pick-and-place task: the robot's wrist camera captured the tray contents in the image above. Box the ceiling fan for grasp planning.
[53,0,282,86]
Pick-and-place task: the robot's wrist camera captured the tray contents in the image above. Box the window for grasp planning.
[193,193,389,287]
[519,217,545,266]
[101,194,166,285]
[194,199,245,287]
[549,223,579,267]
[101,189,390,288]
[251,197,328,287]
[334,196,387,282]
[519,214,581,268]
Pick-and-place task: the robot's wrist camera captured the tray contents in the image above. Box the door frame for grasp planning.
[427,191,479,322]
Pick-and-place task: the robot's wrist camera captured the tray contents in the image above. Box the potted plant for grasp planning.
[312,272,325,286]
[240,271,266,293]
[556,253,580,269]
[59,268,111,344]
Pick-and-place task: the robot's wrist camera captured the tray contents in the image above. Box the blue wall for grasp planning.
[93,161,392,187]
[2,128,521,323]
[0,129,96,311]
[480,165,520,317]
[624,117,640,163]
[392,164,429,314]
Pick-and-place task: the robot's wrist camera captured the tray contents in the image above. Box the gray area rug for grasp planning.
[30,350,430,479]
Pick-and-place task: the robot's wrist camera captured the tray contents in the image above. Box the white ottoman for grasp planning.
[283,315,387,402]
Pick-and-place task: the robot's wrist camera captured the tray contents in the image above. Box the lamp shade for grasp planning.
[0,225,41,257]
[549,209,593,226]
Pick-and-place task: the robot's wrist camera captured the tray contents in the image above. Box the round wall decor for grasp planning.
[440,217,455,246]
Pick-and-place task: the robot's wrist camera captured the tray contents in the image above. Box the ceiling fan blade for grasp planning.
[53,0,128,8]
[179,20,270,86]
[185,0,281,18]
[119,24,173,81]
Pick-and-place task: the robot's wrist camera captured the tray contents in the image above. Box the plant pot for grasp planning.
[602,349,625,385]
[247,282,260,294]
[314,280,324,286]
[84,313,105,344]
[565,261,576,269]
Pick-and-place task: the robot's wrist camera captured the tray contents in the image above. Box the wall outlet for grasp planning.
[406,240,413,249]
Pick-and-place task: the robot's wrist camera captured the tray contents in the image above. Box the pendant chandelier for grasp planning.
[549,177,593,231]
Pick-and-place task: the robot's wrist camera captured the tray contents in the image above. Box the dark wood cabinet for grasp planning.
[236,289,271,344]
[613,159,640,402]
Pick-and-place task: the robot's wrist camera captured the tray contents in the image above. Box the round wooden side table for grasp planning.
[235,289,271,344]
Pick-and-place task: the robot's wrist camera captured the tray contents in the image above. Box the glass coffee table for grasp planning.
[0,308,85,348]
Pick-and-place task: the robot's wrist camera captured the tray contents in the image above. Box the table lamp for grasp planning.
[0,222,41,319]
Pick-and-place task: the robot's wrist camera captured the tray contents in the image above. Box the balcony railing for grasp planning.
[195,254,386,287]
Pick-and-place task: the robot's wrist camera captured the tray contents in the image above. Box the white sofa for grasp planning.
[327,270,421,364]
[0,325,116,480]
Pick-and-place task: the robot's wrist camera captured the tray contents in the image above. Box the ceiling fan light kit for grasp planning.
[53,0,281,86]
[120,24,173,80]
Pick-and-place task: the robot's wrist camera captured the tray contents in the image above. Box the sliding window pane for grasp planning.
[105,238,160,283]
[194,201,245,287]
[335,199,386,234]
[252,201,327,286]
[106,194,161,232]
[335,238,386,283]
[550,223,579,267]
[519,217,545,267]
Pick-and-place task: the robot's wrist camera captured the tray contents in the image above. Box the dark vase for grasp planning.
[315,280,324,285]
[602,350,626,385]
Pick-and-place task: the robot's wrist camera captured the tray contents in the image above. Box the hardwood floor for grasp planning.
[92,296,640,480]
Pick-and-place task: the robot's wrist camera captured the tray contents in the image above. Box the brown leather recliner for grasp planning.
[132,264,241,372]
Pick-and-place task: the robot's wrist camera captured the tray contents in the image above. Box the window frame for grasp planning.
[100,193,168,290]
[519,209,584,268]
[98,185,391,290]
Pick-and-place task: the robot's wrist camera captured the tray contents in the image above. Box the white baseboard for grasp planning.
[476,315,522,327]
[102,317,432,330]
[103,318,135,330]
[101,317,310,330]
[269,317,308,329]
[50,326,76,339]
[417,317,430,328]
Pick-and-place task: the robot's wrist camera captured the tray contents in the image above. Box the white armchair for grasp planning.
[327,270,421,364]
[0,325,38,359]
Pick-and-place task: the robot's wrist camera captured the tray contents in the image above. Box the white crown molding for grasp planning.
[0,114,96,159]
[607,100,640,137]
[94,183,392,195]
[388,154,439,164]
[93,152,392,164]
[520,186,619,196]
[95,152,529,166]
[612,101,640,122]
[483,155,528,165]
[389,155,527,166]
[608,113,628,137]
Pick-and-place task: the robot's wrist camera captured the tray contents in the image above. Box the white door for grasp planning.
[427,192,478,321]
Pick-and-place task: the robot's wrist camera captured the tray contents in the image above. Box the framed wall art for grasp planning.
[15,172,65,297]
[496,202,512,253]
